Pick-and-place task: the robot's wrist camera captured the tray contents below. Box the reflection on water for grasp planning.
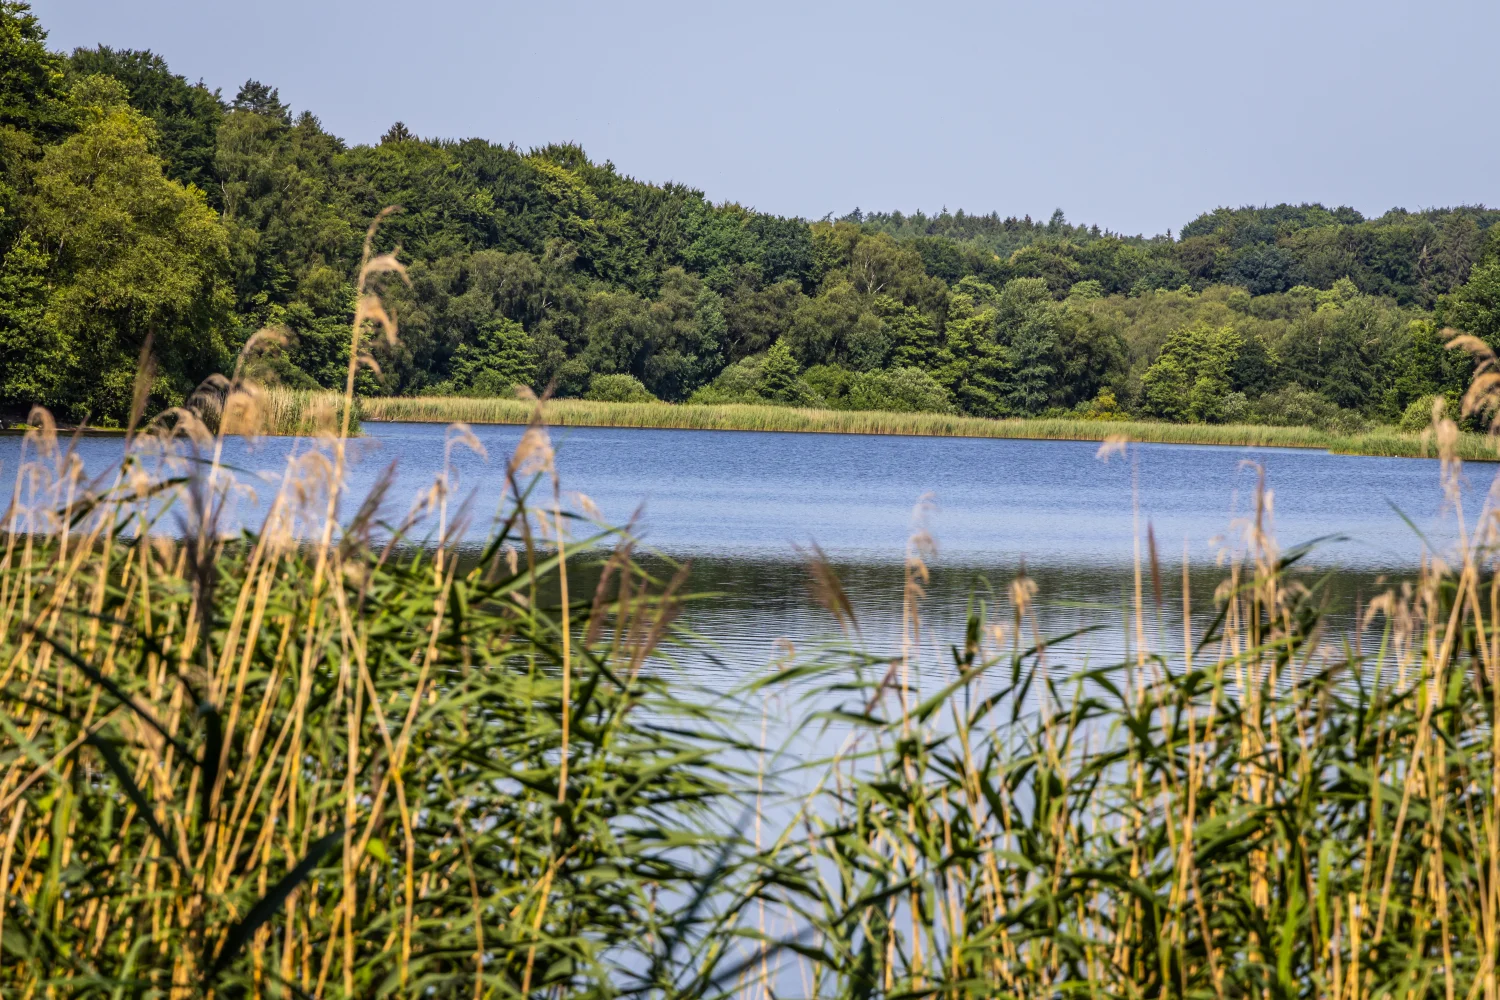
[557,551,1394,784]
[654,555,1386,685]
[1,421,1471,692]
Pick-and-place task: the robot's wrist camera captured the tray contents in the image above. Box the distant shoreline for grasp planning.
[9,395,1493,462]
[346,394,1497,462]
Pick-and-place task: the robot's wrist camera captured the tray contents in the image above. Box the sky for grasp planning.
[31,0,1500,237]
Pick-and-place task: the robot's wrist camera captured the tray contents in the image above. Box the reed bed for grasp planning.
[0,217,745,998]
[347,393,1498,461]
[256,388,359,438]
[740,445,1500,999]
[8,212,1500,998]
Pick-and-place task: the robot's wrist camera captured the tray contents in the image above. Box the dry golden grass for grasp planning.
[257,386,359,437]
[342,393,1500,460]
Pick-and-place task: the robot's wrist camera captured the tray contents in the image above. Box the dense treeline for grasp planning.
[1,1,1498,428]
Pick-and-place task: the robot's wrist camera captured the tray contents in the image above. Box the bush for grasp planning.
[798,365,954,414]
[1248,384,1366,432]
[469,370,525,397]
[555,358,593,397]
[584,372,659,403]
[1074,388,1131,422]
[801,364,854,406]
[844,367,955,414]
[687,356,766,404]
[1248,386,1333,427]
[1399,394,1445,434]
[687,352,825,408]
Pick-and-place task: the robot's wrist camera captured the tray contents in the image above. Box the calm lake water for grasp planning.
[2,422,1492,684]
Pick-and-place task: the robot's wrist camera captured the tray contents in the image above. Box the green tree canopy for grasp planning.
[1438,259,1500,349]
[0,1,64,141]
[444,315,537,397]
[1141,322,1243,423]
[3,1,1500,430]
[995,278,1058,414]
[67,46,223,195]
[24,77,231,420]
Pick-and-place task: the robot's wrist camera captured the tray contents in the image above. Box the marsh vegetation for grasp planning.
[345,391,1500,461]
[8,209,1500,1000]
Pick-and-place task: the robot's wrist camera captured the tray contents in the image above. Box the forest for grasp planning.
[2,0,1499,430]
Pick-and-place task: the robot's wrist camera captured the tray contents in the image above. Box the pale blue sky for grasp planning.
[32,0,1500,236]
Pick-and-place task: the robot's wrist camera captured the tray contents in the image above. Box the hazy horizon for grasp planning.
[31,0,1500,237]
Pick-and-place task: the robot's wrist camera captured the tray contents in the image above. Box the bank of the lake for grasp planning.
[327,392,1497,461]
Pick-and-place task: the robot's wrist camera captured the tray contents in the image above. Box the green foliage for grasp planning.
[1141,321,1243,422]
[0,418,739,997]
[757,537,1500,998]
[1,1,1499,428]
[787,281,887,369]
[442,315,537,396]
[758,337,810,403]
[11,265,1500,996]
[1439,258,1500,348]
[1380,319,1468,420]
[878,294,941,370]
[1275,279,1397,410]
[67,46,223,195]
[803,363,955,413]
[0,2,61,247]
[996,277,1058,414]
[722,277,803,358]
[0,230,61,407]
[584,371,657,402]
[1074,386,1129,420]
[1053,294,1128,407]
[1248,383,1364,432]
[846,365,954,412]
[0,1,64,141]
[1399,393,1443,433]
[23,77,231,420]
[931,288,1009,416]
[214,87,354,338]
[1226,242,1304,293]
[691,340,824,407]
[688,354,765,404]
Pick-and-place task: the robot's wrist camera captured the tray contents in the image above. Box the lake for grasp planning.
[2,422,1489,688]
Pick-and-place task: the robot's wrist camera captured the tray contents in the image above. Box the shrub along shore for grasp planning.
[269,389,1499,461]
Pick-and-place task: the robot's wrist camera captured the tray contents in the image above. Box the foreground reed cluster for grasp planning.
[745,473,1500,1000]
[0,215,747,998]
[7,212,1500,998]
[1,407,742,998]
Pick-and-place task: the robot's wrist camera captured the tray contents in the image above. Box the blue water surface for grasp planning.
[0,422,1487,569]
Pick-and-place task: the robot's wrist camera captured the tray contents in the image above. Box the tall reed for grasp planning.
[0,215,745,998]
[734,394,1500,999]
